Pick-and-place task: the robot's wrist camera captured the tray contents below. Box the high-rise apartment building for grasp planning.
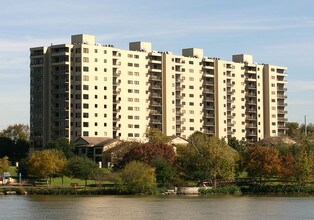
[30,34,287,147]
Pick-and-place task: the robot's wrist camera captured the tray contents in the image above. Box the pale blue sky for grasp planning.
[1,0,314,129]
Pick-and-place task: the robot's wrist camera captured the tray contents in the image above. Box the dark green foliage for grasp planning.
[0,137,29,163]
[25,187,125,195]
[241,185,314,194]
[199,185,242,195]
[46,137,75,159]
[66,157,99,188]
[153,157,177,188]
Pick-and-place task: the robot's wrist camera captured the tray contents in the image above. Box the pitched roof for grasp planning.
[75,137,113,147]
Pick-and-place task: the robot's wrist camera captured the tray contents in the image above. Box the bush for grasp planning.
[199,185,242,195]
[116,161,157,194]
[241,184,314,194]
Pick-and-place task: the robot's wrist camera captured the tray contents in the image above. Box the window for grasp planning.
[128,63,133,67]
[83,75,89,81]
[128,115,133,119]
[134,55,139,59]
[83,122,89,127]
[83,103,89,109]
[134,125,140,128]
[128,133,133,137]
[83,131,89,136]
[189,86,194,89]
[83,94,89,99]
[83,48,89,53]
[134,116,140,120]
[134,63,139,67]
[189,61,193,64]
[134,81,139,85]
[128,89,133,93]
[128,107,133,111]
[83,113,89,118]
[83,66,89,72]
[134,89,139,93]
[83,57,89,63]
[128,80,133,84]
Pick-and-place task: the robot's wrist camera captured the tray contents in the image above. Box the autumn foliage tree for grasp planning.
[0,156,10,174]
[245,146,281,181]
[118,142,176,168]
[27,149,67,185]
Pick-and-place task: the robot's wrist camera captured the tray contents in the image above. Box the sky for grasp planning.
[1,0,314,129]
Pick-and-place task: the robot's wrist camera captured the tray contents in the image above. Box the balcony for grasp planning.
[150,93,162,98]
[277,117,288,122]
[150,85,162,90]
[203,97,214,102]
[246,124,257,128]
[246,92,257,97]
[150,110,162,115]
[150,102,162,107]
[277,102,288,107]
[277,94,287,99]
[203,113,214,118]
[203,81,214,86]
[204,122,215,127]
[150,120,162,124]
[277,87,287,92]
[246,116,257,121]
[149,76,162,81]
[203,106,214,110]
[203,89,214,94]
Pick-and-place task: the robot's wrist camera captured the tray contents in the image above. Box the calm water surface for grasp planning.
[1,195,314,220]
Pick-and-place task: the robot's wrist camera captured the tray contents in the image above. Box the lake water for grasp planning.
[1,195,314,220]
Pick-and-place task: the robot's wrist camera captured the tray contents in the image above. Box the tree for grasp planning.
[280,144,314,185]
[153,157,177,188]
[145,128,171,144]
[27,149,67,185]
[66,156,99,188]
[178,132,239,187]
[118,142,176,168]
[0,124,30,142]
[117,161,157,194]
[46,137,75,159]
[245,146,281,182]
[0,137,29,163]
[293,150,314,185]
[0,156,10,174]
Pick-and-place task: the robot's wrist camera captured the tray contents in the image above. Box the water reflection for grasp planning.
[1,195,314,220]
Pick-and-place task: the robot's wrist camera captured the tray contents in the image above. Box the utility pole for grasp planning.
[305,115,307,136]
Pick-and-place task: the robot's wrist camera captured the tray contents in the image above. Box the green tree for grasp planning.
[0,156,10,174]
[245,146,281,182]
[293,150,314,185]
[27,149,67,185]
[117,161,157,194]
[0,124,30,142]
[46,137,75,159]
[145,128,171,144]
[153,157,177,188]
[178,132,239,187]
[66,156,99,188]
